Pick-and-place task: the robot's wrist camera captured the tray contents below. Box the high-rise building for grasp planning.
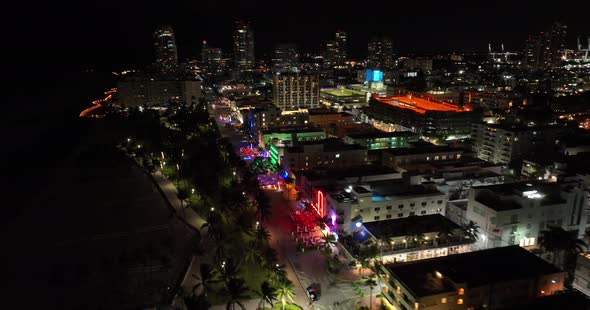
[524,22,567,69]
[335,30,347,66]
[272,73,320,111]
[368,37,394,70]
[323,31,347,68]
[545,22,567,68]
[272,44,300,71]
[233,20,255,72]
[153,25,178,73]
[201,40,224,75]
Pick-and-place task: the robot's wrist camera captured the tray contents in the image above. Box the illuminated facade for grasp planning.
[471,123,572,166]
[343,131,419,150]
[574,253,590,298]
[282,139,368,171]
[201,40,224,75]
[465,182,588,250]
[153,25,178,73]
[117,73,201,107]
[367,94,479,140]
[272,73,320,111]
[234,20,255,72]
[381,246,565,310]
[323,30,347,68]
[327,181,446,230]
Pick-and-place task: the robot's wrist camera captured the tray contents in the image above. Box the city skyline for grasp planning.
[9,0,590,75]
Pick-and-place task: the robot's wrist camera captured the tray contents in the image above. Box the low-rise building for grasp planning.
[307,109,355,128]
[343,131,420,150]
[259,126,326,149]
[382,146,465,169]
[326,180,447,230]
[465,182,588,249]
[358,214,472,264]
[319,87,368,108]
[381,246,566,310]
[282,138,368,171]
[573,253,590,297]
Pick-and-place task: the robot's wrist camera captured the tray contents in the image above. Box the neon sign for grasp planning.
[312,190,325,217]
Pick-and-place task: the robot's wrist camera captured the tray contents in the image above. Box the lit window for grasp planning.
[458,288,464,295]
[335,153,340,158]
[457,298,463,305]
[434,156,440,160]
[441,298,447,304]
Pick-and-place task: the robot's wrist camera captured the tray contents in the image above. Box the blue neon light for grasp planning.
[366,69,383,82]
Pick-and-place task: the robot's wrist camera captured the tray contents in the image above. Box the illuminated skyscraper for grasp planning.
[273,73,320,111]
[323,31,347,68]
[368,36,394,70]
[524,22,567,70]
[153,25,178,73]
[233,20,255,72]
[335,30,347,66]
[201,40,224,75]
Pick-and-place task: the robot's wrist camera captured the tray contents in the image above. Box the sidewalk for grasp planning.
[150,170,207,230]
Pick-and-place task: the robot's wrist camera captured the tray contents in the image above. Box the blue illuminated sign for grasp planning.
[366,69,383,82]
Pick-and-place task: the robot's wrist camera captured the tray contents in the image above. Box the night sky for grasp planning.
[6,0,590,76]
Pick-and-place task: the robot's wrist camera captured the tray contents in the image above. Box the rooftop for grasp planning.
[263,126,325,134]
[375,94,469,115]
[321,88,366,97]
[346,131,419,140]
[363,214,462,239]
[386,146,464,156]
[385,246,562,297]
[297,165,401,182]
[285,138,366,153]
[474,182,567,211]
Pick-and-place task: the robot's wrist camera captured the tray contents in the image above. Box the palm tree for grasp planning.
[191,263,219,297]
[255,280,277,309]
[540,226,586,284]
[254,226,271,249]
[215,257,243,285]
[322,233,337,248]
[220,278,249,310]
[177,187,191,218]
[275,279,296,310]
[437,220,454,244]
[365,277,377,310]
[244,241,261,266]
[463,221,480,241]
[184,293,211,310]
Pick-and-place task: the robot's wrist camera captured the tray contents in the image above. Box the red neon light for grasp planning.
[313,190,324,217]
[377,95,468,115]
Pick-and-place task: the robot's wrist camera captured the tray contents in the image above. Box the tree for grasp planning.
[275,279,296,310]
[539,226,586,284]
[365,277,377,310]
[215,257,243,285]
[184,293,211,310]
[177,187,191,219]
[220,278,249,310]
[255,280,278,309]
[254,226,271,249]
[463,221,480,241]
[322,233,337,248]
[191,264,219,297]
[437,220,455,244]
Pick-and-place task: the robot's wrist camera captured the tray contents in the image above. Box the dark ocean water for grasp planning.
[1,71,114,218]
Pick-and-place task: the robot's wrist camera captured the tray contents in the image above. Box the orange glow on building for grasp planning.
[374,94,468,115]
[458,288,464,295]
[457,298,463,305]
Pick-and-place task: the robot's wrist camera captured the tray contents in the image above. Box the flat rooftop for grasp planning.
[385,246,562,297]
[286,138,366,153]
[321,88,366,97]
[363,214,462,239]
[376,94,469,115]
[386,146,464,156]
[263,126,325,134]
[346,131,418,140]
[297,165,401,182]
[329,179,444,203]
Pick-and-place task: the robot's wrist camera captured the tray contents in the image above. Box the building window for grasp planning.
[441,298,447,304]
[457,298,463,305]
[421,202,427,206]
[458,288,464,295]
[335,153,340,158]
[374,216,380,220]
[434,156,440,160]
[410,203,415,207]
[437,200,443,204]
[398,213,404,217]
[386,206,392,210]
[375,207,380,212]
[398,204,404,209]
[420,210,426,215]
[386,214,392,219]
[410,212,415,216]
